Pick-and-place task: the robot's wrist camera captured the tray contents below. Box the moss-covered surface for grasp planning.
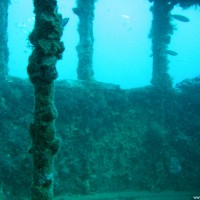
[26,0,65,199]
[0,76,200,199]
[73,0,95,80]
[150,0,174,90]
[149,0,200,8]
[0,0,9,79]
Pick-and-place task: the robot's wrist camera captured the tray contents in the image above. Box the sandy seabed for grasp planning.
[53,191,198,200]
[0,190,198,200]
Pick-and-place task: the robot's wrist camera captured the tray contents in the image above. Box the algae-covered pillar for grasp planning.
[0,0,10,79]
[73,0,96,80]
[150,0,174,90]
[27,0,64,199]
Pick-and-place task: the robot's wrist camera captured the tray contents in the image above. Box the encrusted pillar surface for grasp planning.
[0,0,9,79]
[149,0,175,124]
[27,0,64,199]
[73,0,96,80]
[150,0,174,90]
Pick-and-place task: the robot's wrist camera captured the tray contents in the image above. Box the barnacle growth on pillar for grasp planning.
[73,0,96,80]
[0,0,10,79]
[175,0,200,8]
[149,0,175,124]
[149,0,174,90]
[27,0,64,199]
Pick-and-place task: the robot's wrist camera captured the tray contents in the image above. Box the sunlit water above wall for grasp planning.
[8,0,200,89]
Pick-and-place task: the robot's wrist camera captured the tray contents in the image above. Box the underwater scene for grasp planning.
[0,0,200,199]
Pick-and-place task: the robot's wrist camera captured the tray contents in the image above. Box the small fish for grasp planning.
[171,14,190,22]
[73,8,81,16]
[16,22,27,28]
[62,18,69,27]
[166,50,178,56]
[121,14,130,19]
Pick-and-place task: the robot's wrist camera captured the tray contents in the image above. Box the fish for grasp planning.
[166,50,178,56]
[62,18,69,27]
[121,14,130,19]
[73,8,81,16]
[171,14,190,22]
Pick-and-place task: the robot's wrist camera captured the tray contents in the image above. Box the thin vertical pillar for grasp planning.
[27,0,64,199]
[149,0,175,124]
[0,0,10,79]
[73,0,96,80]
[150,0,174,90]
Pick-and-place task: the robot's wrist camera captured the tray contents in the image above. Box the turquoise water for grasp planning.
[8,0,200,88]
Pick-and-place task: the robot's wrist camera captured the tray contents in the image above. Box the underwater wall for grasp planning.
[0,77,200,198]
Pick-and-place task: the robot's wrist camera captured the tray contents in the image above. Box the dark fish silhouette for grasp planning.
[73,8,81,16]
[166,50,178,56]
[62,18,69,27]
[171,14,190,22]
